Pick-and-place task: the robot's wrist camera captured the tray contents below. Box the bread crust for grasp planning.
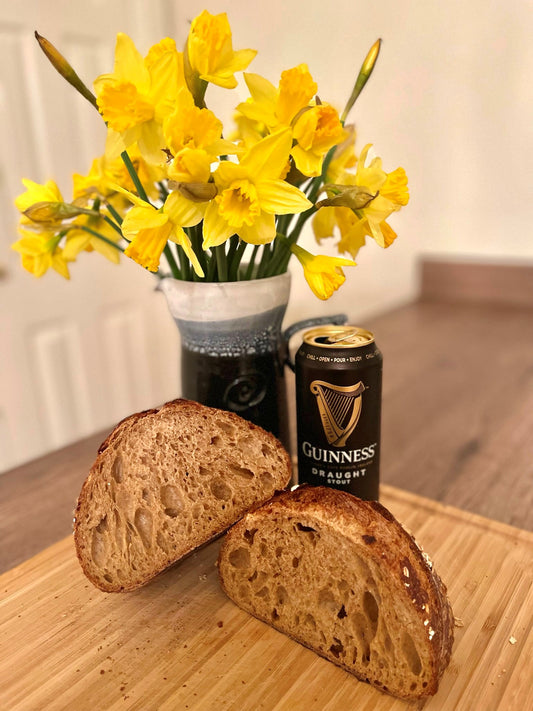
[218,486,454,700]
[74,399,291,592]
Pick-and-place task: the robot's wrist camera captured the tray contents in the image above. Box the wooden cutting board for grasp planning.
[0,485,531,711]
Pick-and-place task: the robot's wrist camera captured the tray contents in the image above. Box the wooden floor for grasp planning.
[2,291,533,574]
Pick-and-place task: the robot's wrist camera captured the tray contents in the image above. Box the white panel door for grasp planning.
[0,1,181,472]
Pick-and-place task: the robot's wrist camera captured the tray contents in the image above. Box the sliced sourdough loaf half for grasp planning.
[74,399,291,592]
[218,486,454,700]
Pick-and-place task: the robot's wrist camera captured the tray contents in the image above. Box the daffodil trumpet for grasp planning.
[13,11,407,299]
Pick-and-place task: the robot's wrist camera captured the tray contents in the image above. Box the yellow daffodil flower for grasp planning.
[164,99,223,157]
[12,228,71,279]
[238,65,317,128]
[185,10,256,91]
[238,65,344,177]
[202,129,312,248]
[113,185,206,275]
[73,147,165,205]
[313,206,367,259]
[94,35,184,163]
[313,144,409,257]
[62,212,122,264]
[291,244,356,300]
[291,104,345,177]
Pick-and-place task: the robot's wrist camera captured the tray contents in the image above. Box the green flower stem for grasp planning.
[157,181,169,199]
[102,214,124,237]
[231,240,248,280]
[120,151,150,203]
[214,244,228,281]
[226,235,240,280]
[206,250,218,281]
[263,233,292,277]
[188,224,207,278]
[105,202,123,226]
[176,244,192,280]
[164,244,181,279]
[78,225,125,252]
[256,244,272,279]
[244,245,260,280]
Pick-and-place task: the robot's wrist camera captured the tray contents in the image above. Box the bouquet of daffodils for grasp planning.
[12,10,409,300]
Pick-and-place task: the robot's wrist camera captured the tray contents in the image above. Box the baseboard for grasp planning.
[420,259,533,308]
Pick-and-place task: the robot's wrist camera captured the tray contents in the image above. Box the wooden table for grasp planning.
[1,294,533,709]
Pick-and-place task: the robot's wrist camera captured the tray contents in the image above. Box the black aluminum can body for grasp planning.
[295,326,383,500]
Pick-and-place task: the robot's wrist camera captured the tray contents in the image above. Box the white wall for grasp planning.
[1,0,531,469]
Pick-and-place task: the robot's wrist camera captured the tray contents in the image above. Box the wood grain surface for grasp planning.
[1,485,531,711]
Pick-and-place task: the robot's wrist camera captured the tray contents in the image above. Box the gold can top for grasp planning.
[303,325,375,348]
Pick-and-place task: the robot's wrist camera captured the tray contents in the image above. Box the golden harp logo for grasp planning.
[310,380,365,447]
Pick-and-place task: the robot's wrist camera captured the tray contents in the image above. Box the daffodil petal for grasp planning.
[214,161,247,189]
[113,33,150,90]
[312,207,336,242]
[169,227,204,277]
[256,179,312,214]
[237,72,277,125]
[356,144,387,192]
[62,234,91,260]
[291,144,323,178]
[240,129,292,181]
[104,128,127,161]
[107,182,152,209]
[237,211,276,245]
[244,72,277,106]
[33,254,51,278]
[203,203,235,248]
[338,218,368,258]
[222,48,258,75]
[51,253,71,279]
[207,138,242,156]
[147,39,179,109]
[122,206,167,235]
[164,191,206,227]
[369,219,397,248]
[138,122,166,164]
[90,236,121,263]
[11,236,43,256]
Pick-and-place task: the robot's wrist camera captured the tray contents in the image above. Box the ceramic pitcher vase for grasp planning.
[159,272,346,449]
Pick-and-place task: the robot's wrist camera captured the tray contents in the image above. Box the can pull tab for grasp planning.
[283,313,347,372]
[326,329,359,344]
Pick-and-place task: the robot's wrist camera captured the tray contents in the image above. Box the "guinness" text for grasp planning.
[302,441,377,464]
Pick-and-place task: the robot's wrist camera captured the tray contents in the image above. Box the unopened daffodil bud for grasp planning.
[341,39,381,123]
[24,201,98,223]
[35,32,98,111]
[315,184,378,211]
[168,181,218,203]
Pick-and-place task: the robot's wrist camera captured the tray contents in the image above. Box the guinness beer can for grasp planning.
[295,325,383,500]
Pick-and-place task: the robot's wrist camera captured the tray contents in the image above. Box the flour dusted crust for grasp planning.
[218,486,454,700]
[74,399,292,592]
